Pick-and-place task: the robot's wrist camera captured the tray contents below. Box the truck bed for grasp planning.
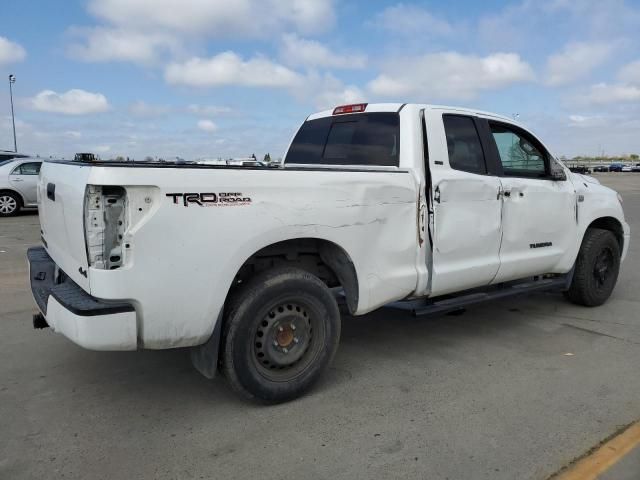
[37,160,420,348]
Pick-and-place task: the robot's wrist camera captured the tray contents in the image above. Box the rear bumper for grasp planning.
[27,247,137,350]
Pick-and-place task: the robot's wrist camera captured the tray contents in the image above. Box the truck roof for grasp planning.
[307,103,518,125]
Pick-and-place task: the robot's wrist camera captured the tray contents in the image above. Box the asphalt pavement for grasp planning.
[1,173,639,479]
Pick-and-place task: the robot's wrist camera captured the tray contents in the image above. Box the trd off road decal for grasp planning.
[166,192,252,207]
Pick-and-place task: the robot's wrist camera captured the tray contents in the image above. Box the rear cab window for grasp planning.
[285,113,400,167]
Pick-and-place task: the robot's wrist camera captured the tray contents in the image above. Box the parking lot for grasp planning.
[1,173,639,479]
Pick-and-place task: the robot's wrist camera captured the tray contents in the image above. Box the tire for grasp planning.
[221,266,341,403]
[0,192,21,217]
[565,228,621,307]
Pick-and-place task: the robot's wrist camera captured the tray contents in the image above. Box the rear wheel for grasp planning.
[221,267,341,403]
[0,192,20,217]
[565,228,621,306]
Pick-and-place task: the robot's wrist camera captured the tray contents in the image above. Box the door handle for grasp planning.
[12,178,23,182]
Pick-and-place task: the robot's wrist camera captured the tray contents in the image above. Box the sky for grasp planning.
[1,0,640,160]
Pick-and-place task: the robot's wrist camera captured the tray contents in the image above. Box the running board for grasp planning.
[388,275,571,317]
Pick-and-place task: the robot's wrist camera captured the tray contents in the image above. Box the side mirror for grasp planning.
[550,159,567,181]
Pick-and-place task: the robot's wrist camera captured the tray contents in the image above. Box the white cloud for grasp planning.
[545,0,640,36]
[165,52,303,88]
[128,101,171,117]
[67,27,178,64]
[478,2,545,50]
[127,102,233,117]
[187,104,232,116]
[29,89,110,115]
[531,110,640,157]
[368,52,534,100]
[0,36,26,65]
[567,114,605,127]
[479,1,640,50]
[545,42,612,86]
[618,60,640,85]
[64,130,82,138]
[371,4,453,36]
[297,73,365,109]
[280,34,366,69]
[197,119,217,132]
[87,0,334,37]
[314,85,365,110]
[70,0,335,65]
[569,115,588,123]
[0,113,294,162]
[581,83,640,105]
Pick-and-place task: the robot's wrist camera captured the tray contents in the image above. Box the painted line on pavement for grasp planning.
[550,421,640,480]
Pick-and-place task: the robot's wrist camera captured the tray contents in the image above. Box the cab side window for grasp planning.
[442,115,487,175]
[12,162,41,175]
[489,123,547,177]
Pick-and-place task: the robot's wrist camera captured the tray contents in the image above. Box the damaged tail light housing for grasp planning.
[84,185,127,270]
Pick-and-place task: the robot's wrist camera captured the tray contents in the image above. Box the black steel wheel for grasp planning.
[253,301,320,380]
[565,228,621,306]
[221,267,340,403]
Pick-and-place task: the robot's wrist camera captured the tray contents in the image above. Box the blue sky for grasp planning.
[1,0,640,160]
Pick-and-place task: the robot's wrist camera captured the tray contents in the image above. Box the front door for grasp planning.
[486,121,577,283]
[427,112,503,296]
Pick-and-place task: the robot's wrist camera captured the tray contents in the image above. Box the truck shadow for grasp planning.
[16,209,39,217]
[52,291,573,409]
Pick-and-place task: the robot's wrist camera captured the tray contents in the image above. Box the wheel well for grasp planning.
[587,217,624,253]
[0,189,23,206]
[232,238,359,314]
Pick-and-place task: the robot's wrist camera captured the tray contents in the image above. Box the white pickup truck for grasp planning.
[28,103,630,402]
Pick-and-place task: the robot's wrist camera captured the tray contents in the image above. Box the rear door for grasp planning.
[9,161,41,205]
[483,120,577,282]
[426,110,503,296]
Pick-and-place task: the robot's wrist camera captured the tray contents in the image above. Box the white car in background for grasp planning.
[621,165,633,172]
[0,158,43,217]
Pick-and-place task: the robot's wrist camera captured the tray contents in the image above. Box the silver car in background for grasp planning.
[0,158,42,217]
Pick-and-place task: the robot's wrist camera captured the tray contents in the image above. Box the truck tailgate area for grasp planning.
[38,162,92,291]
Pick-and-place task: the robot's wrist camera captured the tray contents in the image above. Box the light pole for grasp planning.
[8,74,17,152]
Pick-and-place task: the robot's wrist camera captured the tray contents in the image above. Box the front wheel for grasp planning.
[221,267,341,403]
[565,228,621,306]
